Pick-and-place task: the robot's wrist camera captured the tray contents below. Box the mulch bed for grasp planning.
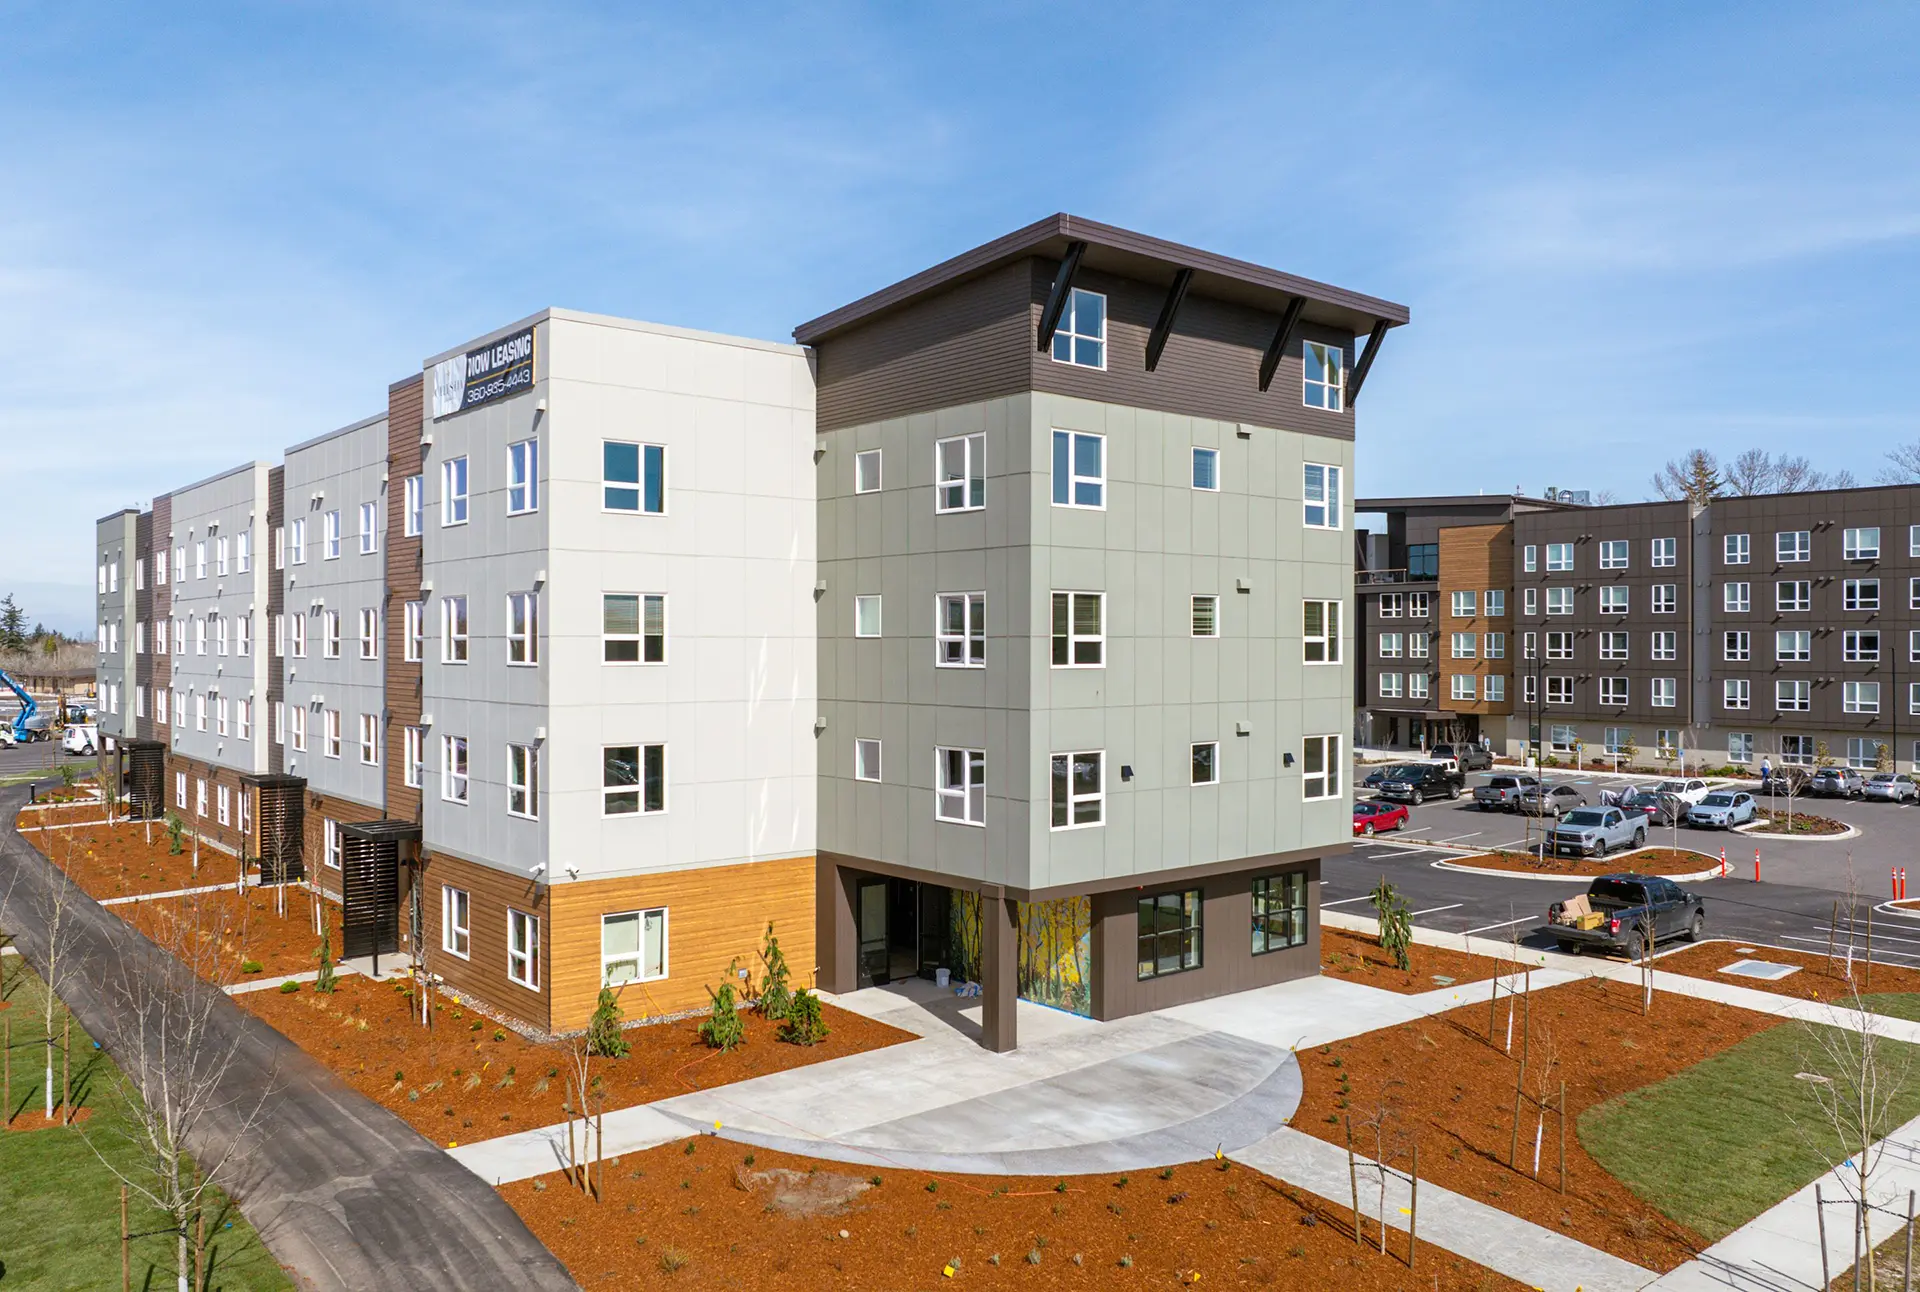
[1654,940,1920,1003]
[21,817,256,900]
[237,975,914,1143]
[499,1138,1530,1290]
[114,886,342,983]
[1293,976,1779,1271]
[2,1109,96,1133]
[1452,846,1717,877]
[1748,809,1849,836]
[1320,927,1515,995]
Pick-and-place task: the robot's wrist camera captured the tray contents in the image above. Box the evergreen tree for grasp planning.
[587,986,630,1057]
[756,922,793,1021]
[0,595,25,651]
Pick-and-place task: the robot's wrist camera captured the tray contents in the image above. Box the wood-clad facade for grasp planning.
[1437,523,1515,718]
[383,375,425,827]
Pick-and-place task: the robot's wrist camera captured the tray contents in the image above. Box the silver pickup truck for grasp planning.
[1548,806,1647,858]
[1472,774,1539,811]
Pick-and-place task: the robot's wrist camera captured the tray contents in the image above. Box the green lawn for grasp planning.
[1579,1022,1920,1243]
[0,961,291,1290]
[1858,993,1920,1023]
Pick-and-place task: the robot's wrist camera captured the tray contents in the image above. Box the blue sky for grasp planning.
[3,3,1915,634]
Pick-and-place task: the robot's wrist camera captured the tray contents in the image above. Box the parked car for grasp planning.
[1864,773,1918,804]
[1361,763,1412,790]
[1432,743,1493,773]
[1353,800,1411,836]
[1649,778,1712,806]
[1687,790,1758,829]
[62,724,98,756]
[1375,762,1466,805]
[1618,789,1686,827]
[1549,806,1647,857]
[1807,768,1867,799]
[1472,774,1540,812]
[1544,874,1707,956]
[1517,783,1587,817]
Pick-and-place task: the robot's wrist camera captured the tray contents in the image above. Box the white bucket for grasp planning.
[935,967,951,988]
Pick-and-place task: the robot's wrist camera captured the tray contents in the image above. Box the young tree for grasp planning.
[586,986,629,1058]
[755,922,793,1022]
[1370,876,1412,972]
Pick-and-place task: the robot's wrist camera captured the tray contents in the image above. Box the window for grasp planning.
[1599,586,1629,615]
[854,448,882,494]
[195,540,207,578]
[602,909,667,986]
[323,610,341,659]
[1599,677,1628,707]
[1724,582,1751,613]
[175,771,186,809]
[507,743,538,818]
[935,747,985,825]
[216,535,230,576]
[1450,590,1476,618]
[1051,430,1104,508]
[1724,679,1751,710]
[216,694,229,736]
[1914,525,1920,558]
[1774,680,1811,712]
[601,744,666,815]
[237,614,251,657]
[1777,530,1810,563]
[935,433,985,512]
[176,543,188,579]
[1546,676,1574,706]
[1049,751,1104,828]
[603,441,665,514]
[1303,601,1341,663]
[1450,674,1477,702]
[1847,738,1882,770]
[1138,890,1202,979]
[1599,631,1629,661]
[1303,341,1343,411]
[1651,537,1677,568]
[359,608,379,660]
[1844,579,1880,611]
[507,438,538,514]
[1523,588,1537,616]
[1191,447,1219,491]
[1378,632,1403,658]
[1192,595,1220,638]
[1301,734,1341,800]
[1251,873,1307,955]
[1911,578,1920,610]
[404,601,423,662]
[323,709,342,759]
[506,592,538,665]
[1844,527,1879,561]
[1050,287,1106,368]
[1776,630,1811,662]
[854,738,882,782]
[1844,681,1881,715]
[290,706,307,752]
[1303,464,1343,529]
[404,474,423,537]
[1844,630,1880,662]
[1656,730,1679,758]
[1523,545,1538,573]
[1776,581,1811,612]
[1651,631,1678,661]
[237,698,251,740]
[1651,678,1677,708]
[1912,683,1920,717]
[1599,540,1628,570]
[1723,630,1751,661]
[1485,590,1506,617]
[323,510,341,559]
[194,618,207,655]
[1378,593,1403,619]
[1051,592,1103,666]
[1408,631,1429,659]
[323,819,341,869]
[215,616,229,657]
[194,692,206,731]
[1378,673,1403,698]
[1450,632,1477,660]
[936,592,986,667]
[1523,631,1537,660]
[596,593,665,665]
[1724,533,1750,565]
[852,594,882,639]
[1729,733,1756,764]
[1407,591,1430,618]
[441,596,468,662]
[1485,675,1507,702]
[1782,735,1814,766]
[359,501,378,554]
[237,531,251,573]
[1408,673,1430,700]
[1189,744,1220,788]
[358,713,378,764]
[1545,543,1574,572]
[1913,630,1920,663]
[404,730,423,788]
[1545,587,1573,616]
[441,888,470,958]
[507,910,540,990]
[1603,728,1633,756]
[1407,548,1438,581]
[442,735,469,803]
[442,456,469,524]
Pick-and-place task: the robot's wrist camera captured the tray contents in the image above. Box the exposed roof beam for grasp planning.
[1035,240,1088,354]
[1346,319,1391,407]
[1257,296,1306,392]
[1144,268,1194,372]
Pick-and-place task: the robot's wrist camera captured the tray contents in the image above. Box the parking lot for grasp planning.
[0,738,89,784]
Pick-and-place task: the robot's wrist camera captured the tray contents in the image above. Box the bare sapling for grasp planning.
[37,839,77,1121]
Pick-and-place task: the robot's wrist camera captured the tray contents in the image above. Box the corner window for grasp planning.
[1303,464,1342,529]
[359,502,379,554]
[854,449,882,494]
[507,743,538,818]
[441,886,471,959]
[442,457,469,525]
[442,735,469,802]
[603,743,666,815]
[1191,595,1220,638]
[1192,741,1220,786]
[935,592,985,667]
[935,433,985,513]
[1049,751,1103,829]
[854,738,882,782]
[603,593,665,663]
[853,594,882,639]
[507,909,540,990]
[604,441,665,514]
[506,591,539,665]
[1050,592,1103,667]
[603,909,666,986]
[1137,890,1202,979]
[1192,448,1219,491]
[507,438,539,514]
[1051,430,1105,508]
[1303,341,1343,411]
[935,746,985,825]
[441,596,468,663]
[1303,601,1341,664]
[1251,874,1307,955]
[1049,287,1106,369]
[404,474,424,537]
[1301,734,1341,800]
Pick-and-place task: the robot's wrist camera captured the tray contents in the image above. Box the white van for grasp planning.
[62,724,98,755]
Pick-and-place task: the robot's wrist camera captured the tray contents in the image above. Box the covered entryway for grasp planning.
[340,819,420,971]
[855,876,953,989]
[242,773,306,882]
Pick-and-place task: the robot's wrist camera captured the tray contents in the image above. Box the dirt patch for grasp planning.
[2,1108,95,1132]
[1655,940,1920,1003]
[237,974,914,1142]
[1749,808,1849,836]
[736,1164,873,1217]
[500,1138,1531,1290]
[21,816,256,900]
[113,886,342,983]
[1320,926,1515,995]
[1294,976,1780,1271]
[1452,846,1717,877]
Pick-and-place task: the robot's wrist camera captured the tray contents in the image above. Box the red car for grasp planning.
[1353,800,1410,836]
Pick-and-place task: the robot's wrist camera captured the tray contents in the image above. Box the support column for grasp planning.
[980,885,1017,1053]
[814,858,858,995]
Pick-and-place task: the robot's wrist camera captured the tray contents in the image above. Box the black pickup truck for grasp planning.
[1375,762,1466,805]
[1543,874,1706,957]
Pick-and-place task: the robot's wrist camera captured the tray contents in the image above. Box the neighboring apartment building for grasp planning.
[93,509,138,744]
[1358,486,1920,774]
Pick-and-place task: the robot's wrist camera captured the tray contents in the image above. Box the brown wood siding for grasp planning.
[418,850,552,1033]
[1437,523,1515,716]
[164,754,257,860]
[265,467,285,775]
[384,376,424,824]
[302,789,386,902]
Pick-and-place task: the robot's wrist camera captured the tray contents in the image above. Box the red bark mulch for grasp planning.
[1320,926,1516,995]
[1454,846,1719,878]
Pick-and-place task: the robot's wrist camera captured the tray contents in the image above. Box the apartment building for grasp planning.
[93,508,138,742]
[95,215,1405,1049]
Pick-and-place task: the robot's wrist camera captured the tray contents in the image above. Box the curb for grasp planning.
[1735,821,1861,842]
[1432,846,1726,884]
[1875,901,1920,922]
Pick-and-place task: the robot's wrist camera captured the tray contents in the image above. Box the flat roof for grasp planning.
[285,411,387,457]
[423,306,803,370]
[1357,495,1570,512]
[793,213,1411,346]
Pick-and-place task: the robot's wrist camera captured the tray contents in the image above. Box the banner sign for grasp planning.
[432,326,536,420]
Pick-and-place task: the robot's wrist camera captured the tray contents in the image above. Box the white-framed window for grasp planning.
[1654,729,1679,758]
[1521,675,1537,703]
[1844,681,1881,715]
[1051,429,1105,508]
[1651,630,1678,661]
[442,735,469,803]
[237,614,251,658]
[195,540,207,578]
[176,543,189,579]
[1844,629,1880,662]
[1050,287,1106,369]
[441,887,471,959]
[507,909,540,990]
[1599,677,1628,706]
[1303,341,1343,411]
[1191,741,1220,786]
[349,712,374,764]
[134,684,146,718]
[1724,582,1751,613]
[1407,591,1429,618]
[404,600,423,662]
[603,743,666,815]
[194,617,207,655]
[1911,577,1920,610]
[1651,678,1677,707]
[1777,581,1811,612]
[1450,674,1476,702]
[1523,588,1537,616]
[1847,738,1882,771]
[237,699,251,741]
[1781,735,1814,766]
[1842,528,1880,561]
[1485,590,1506,617]
[175,771,186,809]
[357,608,378,660]
[1776,530,1810,563]
[1192,595,1220,638]
[1408,631,1429,659]
[1913,525,1920,558]
[1545,543,1574,572]
[602,593,666,663]
[359,501,378,554]
[323,818,341,869]
[1723,678,1751,710]
[441,596,468,663]
[1450,632,1477,660]
[1650,537,1677,568]
[1301,734,1341,800]
[1303,463,1343,529]
[1844,579,1880,611]
[1599,631,1628,660]
[935,746,985,825]
[936,592,986,667]
[215,615,228,657]
[853,594,882,639]
[324,510,342,559]
[1546,676,1575,705]
[1723,732,1753,764]
[1378,672,1403,698]
[1378,593,1403,619]
[1776,630,1811,662]
[404,474,423,537]
[1723,630,1751,661]
[1545,587,1573,616]
[602,908,667,986]
[216,535,230,576]
[1724,533,1750,565]
[1912,682,1920,717]
[935,433,985,513]
[236,530,251,573]
[854,738,882,782]
[1602,727,1634,756]
[507,438,539,514]
[442,456,470,525]
[1599,586,1629,615]
[1408,673,1430,700]
[1192,447,1219,491]
[270,701,282,744]
[322,708,341,759]
[1549,724,1578,754]
[404,726,423,787]
[506,592,538,665]
[1050,592,1104,667]
[1522,631,1537,660]
[1378,632,1403,658]
[284,521,301,567]
[322,610,341,659]
[1912,630,1920,664]
[1485,674,1507,702]
[1304,601,1341,664]
[194,692,207,731]
[1049,750,1104,829]
[507,743,538,818]
[214,693,228,736]
[1450,590,1476,618]
[854,448,882,494]
[1599,540,1629,570]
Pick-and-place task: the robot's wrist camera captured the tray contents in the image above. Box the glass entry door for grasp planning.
[857,879,889,988]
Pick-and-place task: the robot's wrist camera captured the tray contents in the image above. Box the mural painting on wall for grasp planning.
[949,891,982,984]
[945,893,1092,1017]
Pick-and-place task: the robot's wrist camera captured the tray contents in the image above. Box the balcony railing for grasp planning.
[1357,567,1439,585]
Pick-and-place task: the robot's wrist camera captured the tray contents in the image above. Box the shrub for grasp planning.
[698,981,745,1051]
[278,980,300,994]
[1369,874,1412,972]
[587,985,631,1057]
[755,922,793,1021]
[315,921,336,993]
[165,811,185,855]
[241,959,264,974]
[779,988,829,1046]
